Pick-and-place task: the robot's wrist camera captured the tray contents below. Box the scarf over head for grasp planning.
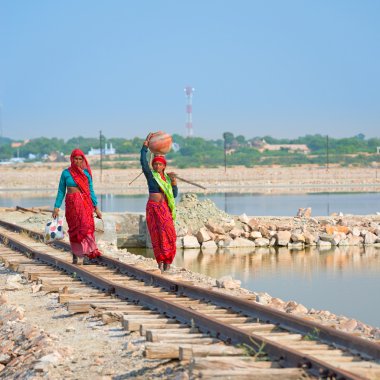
[152,155,167,167]
[68,149,93,211]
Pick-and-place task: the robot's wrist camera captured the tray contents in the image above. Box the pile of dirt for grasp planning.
[175,193,231,235]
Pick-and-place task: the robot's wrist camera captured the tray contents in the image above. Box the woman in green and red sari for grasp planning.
[52,149,102,264]
[140,133,178,272]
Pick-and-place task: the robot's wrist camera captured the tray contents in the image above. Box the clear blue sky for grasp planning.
[0,0,379,141]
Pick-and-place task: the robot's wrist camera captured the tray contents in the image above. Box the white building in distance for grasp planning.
[88,143,116,156]
[257,139,310,154]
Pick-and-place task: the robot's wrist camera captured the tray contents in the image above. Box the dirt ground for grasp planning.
[1,162,380,196]
[0,265,186,379]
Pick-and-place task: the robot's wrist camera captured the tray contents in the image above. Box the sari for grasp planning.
[146,199,176,264]
[65,149,101,259]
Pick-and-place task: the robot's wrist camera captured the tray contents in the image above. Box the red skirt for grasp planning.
[65,192,101,259]
[146,199,176,264]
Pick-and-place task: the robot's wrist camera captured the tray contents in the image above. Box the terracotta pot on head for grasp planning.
[148,131,173,155]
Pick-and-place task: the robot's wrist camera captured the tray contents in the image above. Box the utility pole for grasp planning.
[223,133,227,173]
[0,103,3,140]
[326,135,329,172]
[99,130,103,182]
[99,130,104,211]
[184,86,194,137]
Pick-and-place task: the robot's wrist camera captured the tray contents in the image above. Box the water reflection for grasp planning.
[130,245,380,327]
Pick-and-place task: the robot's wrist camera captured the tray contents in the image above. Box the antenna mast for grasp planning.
[184,86,194,137]
[0,103,3,139]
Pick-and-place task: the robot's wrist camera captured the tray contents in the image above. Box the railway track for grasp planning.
[0,218,379,379]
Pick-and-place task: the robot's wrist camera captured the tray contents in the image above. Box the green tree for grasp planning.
[223,132,234,145]
[235,135,246,145]
[21,137,65,156]
[0,144,12,160]
[65,136,100,154]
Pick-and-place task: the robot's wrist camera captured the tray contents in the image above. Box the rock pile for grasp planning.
[254,291,380,339]
[0,292,69,378]
[175,195,380,250]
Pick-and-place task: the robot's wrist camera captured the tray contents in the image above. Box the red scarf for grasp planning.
[151,156,167,181]
[68,149,93,211]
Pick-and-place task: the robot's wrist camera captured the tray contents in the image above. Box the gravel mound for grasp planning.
[175,193,231,235]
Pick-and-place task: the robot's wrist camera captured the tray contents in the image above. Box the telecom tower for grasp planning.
[184,86,194,137]
[0,103,2,139]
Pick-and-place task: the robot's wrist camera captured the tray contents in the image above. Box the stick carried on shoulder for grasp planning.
[129,171,143,185]
[128,171,206,190]
[175,175,206,190]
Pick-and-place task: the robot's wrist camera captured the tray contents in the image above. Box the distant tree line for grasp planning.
[0,133,379,168]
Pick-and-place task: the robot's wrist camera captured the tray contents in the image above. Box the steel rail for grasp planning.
[0,227,366,380]
[0,219,378,380]
[8,216,375,361]
[1,218,379,361]
[104,255,380,361]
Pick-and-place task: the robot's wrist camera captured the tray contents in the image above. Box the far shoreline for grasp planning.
[1,184,380,197]
[1,163,380,196]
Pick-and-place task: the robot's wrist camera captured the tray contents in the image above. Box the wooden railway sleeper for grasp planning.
[0,224,378,380]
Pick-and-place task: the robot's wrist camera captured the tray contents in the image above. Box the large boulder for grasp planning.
[317,240,332,249]
[276,231,291,246]
[196,227,212,243]
[254,238,270,247]
[296,207,312,218]
[325,224,350,235]
[291,233,305,243]
[247,218,260,230]
[205,221,225,235]
[229,227,243,239]
[224,237,255,248]
[364,232,378,245]
[303,230,316,245]
[347,236,363,246]
[259,226,270,239]
[182,235,200,249]
[221,218,236,232]
[238,213,250,224]
[201,240,218,251]
[250,231,262,239]
[216,275,241,290]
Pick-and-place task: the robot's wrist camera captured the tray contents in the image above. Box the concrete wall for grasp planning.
[95,212,149,248]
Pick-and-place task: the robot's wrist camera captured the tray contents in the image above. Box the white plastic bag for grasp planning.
[44,217,65,243]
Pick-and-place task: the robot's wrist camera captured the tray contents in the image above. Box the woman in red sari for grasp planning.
[140,133,178,273]
[52,149,102,264]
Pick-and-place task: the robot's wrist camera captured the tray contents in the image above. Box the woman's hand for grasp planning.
[167,172,177,185]
[143,132,153,147]
[94,207,102,219]
[52,208,59,219]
